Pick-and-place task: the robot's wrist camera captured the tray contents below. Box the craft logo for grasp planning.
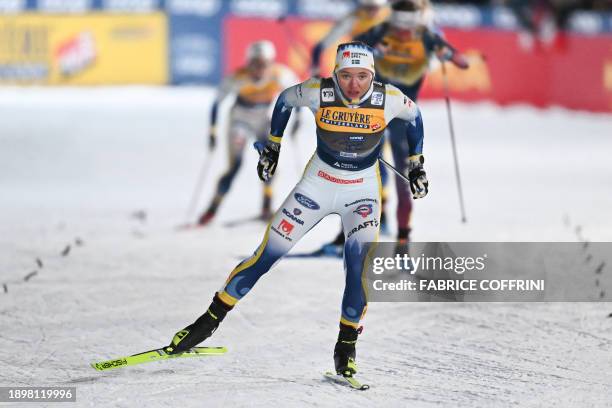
[353,204,373,218]
[322,87,335,102]
[318,170,363,184]
[319,108,373,129]
[294,193,320,210]
[347,219,379,239]
[278,219,294,235]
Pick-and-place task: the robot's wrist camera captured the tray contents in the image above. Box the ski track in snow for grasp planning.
[1,87,612,407]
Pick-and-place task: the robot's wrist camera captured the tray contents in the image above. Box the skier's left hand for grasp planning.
[405,155,429,199]
[435,45,469,70]
[257,141,280,182]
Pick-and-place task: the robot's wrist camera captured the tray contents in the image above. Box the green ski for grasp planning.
[323,371,370,390]
[91,346,227,371]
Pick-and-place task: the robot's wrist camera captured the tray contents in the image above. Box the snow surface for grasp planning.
[1,87,612,407]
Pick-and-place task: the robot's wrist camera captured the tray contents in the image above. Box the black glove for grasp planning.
[208,134,216,151]
[405,155,429,199]
[257,141,280,182]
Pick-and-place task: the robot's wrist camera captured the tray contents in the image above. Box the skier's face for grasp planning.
[336,68,373,100]
[248,58,272,81]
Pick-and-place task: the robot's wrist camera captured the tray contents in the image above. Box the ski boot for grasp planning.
[166,294,232,354]
[394,228,411,253]
[198,198,222,226]
[197,208,216,226]
[333,323,361,376]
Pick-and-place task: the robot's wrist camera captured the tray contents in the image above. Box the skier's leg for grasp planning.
[198,158,243,225]
[261,180,273,219]
[218,184,329,306]
[378,143,389,234]
[388,118,413,242]
[334,165,382,374]
[165,292,231,354]
[197,122,249,225]
[170,170,332,353]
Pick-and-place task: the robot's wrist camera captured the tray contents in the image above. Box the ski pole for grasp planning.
[441,62,467,223]
[185,154,213,220]
[378,157,410,184]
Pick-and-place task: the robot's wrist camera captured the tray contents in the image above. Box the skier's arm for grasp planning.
[209,77,237,149]
[311,16,356,76]
[278,65,303,138]
[269,78,320,144]
[385,85,428,198]
[258,78,320,182]
[423,28,469,70]
[355,24,389,58]
[385,85,424,158]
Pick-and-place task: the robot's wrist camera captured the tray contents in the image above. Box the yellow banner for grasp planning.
[0,13,167,85]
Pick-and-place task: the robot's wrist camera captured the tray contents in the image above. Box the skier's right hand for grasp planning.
[257,141,280,182]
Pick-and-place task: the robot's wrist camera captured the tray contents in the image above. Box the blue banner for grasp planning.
[167,0,227,84]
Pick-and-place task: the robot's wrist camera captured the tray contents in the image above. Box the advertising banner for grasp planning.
[420,28,612,113]
[167,0,227,85]
[0,13,167,85]
[225,17,612,112]
[224,16,336,80]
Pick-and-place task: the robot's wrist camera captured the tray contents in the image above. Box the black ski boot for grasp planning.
[333,323,360,376]
[166,294,232,354]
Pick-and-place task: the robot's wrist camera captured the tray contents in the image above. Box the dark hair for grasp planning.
[336,41,372,51]
[392,0,419,12]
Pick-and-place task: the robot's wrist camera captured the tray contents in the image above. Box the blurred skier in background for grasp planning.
[197,40,300,226]
[310,0,391,77]
[166,42,429,379]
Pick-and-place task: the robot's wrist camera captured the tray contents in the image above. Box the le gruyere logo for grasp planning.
[319,108,373,129]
